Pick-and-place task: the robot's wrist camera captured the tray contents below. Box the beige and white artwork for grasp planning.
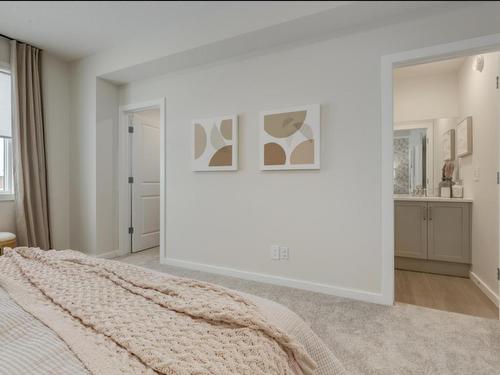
[442,129,455,162]
[260,104,320,170]
[192,115,238,171]
[456,116,472,157]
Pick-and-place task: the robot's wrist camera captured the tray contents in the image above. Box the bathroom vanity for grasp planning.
[394,195,472,277]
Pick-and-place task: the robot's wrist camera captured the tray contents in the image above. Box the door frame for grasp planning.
[118,98,166,261]
[381,32,500,306]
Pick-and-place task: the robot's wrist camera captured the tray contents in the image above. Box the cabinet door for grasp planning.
[427,202,471,264]
[394,201,428,259]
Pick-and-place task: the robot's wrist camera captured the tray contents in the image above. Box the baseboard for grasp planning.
[162,257,386,305]
[95,249,128,259]
[470,271,500,307]
[396,256,470,277]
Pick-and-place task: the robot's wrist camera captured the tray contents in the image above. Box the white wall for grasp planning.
[458,52,499,297]
[69,63,96,253]
[96,78,119,256]
[0,200,16,233]
[69,5,500,302]
[42,52,71,249]
[394,71,459,123]
[0,38,8,66]
[120,43,384,293]
[394,69,460,195]
[0,37,71,248]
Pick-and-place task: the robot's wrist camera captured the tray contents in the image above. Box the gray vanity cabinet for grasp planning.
[395,200,472,265]
[427,202,471,264]
[394,201,428,259]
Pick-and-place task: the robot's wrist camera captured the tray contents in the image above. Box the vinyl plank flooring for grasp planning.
[395,269,498,319]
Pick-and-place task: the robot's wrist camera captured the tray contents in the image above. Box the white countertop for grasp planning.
[393,194,473,203]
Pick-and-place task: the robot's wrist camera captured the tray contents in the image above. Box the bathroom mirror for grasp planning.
[393,121,434,195]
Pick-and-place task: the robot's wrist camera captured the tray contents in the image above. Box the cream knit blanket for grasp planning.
[0,248,316,375]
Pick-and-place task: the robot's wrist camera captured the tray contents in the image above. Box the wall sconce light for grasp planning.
[473,55,484,72]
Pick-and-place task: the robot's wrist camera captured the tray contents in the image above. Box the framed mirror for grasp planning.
[393,121,434,195]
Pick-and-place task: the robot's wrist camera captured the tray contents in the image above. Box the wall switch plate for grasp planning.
[279,246,289,260]
[270,245,280,260]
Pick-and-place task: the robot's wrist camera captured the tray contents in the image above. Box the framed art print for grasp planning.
[442,129,455,161]
[192,115,238,171]
[456,116,472,158]
[260,104,320,170]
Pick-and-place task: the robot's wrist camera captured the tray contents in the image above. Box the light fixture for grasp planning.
[473,55,484,72]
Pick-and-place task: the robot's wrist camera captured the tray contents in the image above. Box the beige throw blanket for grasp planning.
[0,248,316,375]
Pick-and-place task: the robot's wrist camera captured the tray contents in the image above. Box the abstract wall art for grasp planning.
[442,129,455,162]
[456,116,472,158]
[260,104,320,170]
[192,115,238,171]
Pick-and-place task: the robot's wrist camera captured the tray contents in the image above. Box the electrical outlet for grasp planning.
[270,245,280,260]
[280,246,289,260]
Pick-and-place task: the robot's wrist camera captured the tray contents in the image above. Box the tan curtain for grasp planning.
[10,40,51,249]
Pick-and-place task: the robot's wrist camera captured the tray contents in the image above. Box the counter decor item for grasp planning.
[452,183,464,198]
[441,185,451,198]
[438,161,454,198]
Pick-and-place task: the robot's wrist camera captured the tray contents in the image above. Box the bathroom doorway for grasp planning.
[390,53,499,319]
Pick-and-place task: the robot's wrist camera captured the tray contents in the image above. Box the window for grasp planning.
[0,70,13,200]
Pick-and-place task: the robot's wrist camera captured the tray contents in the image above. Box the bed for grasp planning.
[0,247,346,375]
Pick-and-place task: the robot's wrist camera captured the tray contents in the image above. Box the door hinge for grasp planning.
[128,227,134,234]
[497,267,500,281]
[128,176,134,184]
[496,76,499,89]
[497,171,500,185]
[128,126,134,133]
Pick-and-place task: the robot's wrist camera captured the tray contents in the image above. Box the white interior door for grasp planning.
[131,109,161,252]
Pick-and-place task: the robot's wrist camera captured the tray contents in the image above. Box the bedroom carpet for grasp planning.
[116,249,500,375]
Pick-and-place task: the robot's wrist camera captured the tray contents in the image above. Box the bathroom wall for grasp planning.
[394,69,459,123]
[458,52,500,299]
[394,63,461,196]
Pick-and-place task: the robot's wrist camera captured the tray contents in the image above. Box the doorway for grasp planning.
[381,34,500,316]
[118,99,166,256]
[391,55,499,319]
[129,109,160,252]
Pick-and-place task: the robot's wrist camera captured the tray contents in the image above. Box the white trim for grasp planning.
[381,32,500,306]
[94,249,127,259]
[162,256,385,304]
[470,271,500,307]
[118,99,166,261]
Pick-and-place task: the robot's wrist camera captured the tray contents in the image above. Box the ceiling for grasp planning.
[0,1,346,61]
[0,1,477,63]
[394,56,467,79]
